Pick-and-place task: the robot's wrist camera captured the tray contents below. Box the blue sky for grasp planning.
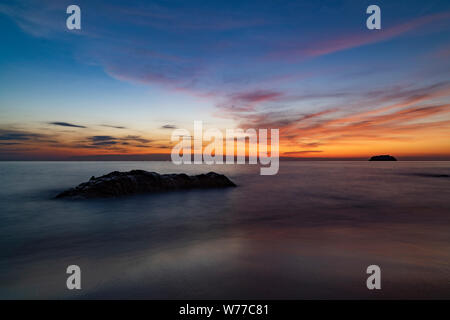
[0,0,449,159]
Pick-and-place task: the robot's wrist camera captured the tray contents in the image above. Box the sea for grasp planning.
[0,161,449,299]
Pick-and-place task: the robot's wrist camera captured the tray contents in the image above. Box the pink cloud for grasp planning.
[231,90,284,103]
[270,11,450,60]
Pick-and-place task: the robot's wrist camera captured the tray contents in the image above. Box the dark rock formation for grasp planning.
[56,170,236,199]
[369,155,397,161]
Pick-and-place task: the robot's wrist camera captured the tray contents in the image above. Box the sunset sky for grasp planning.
[0,0,449,160]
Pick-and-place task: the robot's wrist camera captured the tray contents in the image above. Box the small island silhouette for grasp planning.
[369,155,397,161]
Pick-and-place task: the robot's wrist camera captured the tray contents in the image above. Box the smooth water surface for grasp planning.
[0,161,449,299]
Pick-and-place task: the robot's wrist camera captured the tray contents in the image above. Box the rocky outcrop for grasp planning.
[369,155,397,161]
[55,170,236,199]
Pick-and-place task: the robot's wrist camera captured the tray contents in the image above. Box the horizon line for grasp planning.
[1,154,450,161]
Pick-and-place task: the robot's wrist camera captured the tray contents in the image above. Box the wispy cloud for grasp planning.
[161,124,177,129]
[89,136,115,142]
[101,124,127,129]
[82,135,153,149]
[269,11,450,60]
[0,129,52,141]
[231,90,284,104]
[49,122,87,128]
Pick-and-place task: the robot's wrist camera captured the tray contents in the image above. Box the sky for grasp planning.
[0,0,449,160]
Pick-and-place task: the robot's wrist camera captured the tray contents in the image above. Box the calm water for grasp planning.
[0,161,449,299]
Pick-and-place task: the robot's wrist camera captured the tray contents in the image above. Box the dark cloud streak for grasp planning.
[49,122,87,129]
